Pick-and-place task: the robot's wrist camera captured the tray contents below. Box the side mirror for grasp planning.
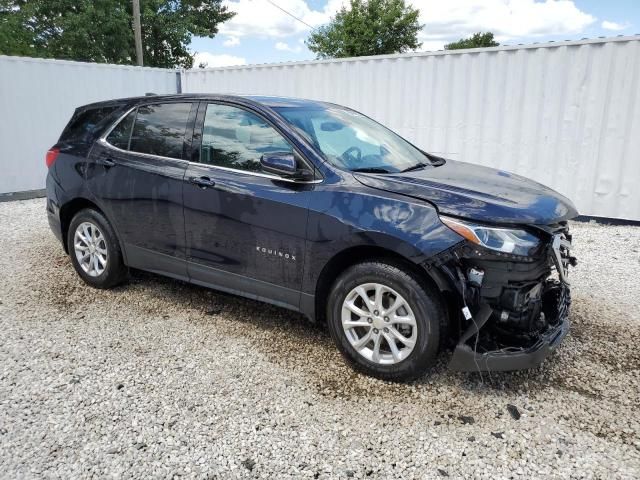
[260,152,313,181]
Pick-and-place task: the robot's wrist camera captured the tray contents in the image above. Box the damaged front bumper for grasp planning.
[429,223,576,373]
[449,282,571,371]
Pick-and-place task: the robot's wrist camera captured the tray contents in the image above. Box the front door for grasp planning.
[183,102,317,310]
[88,102,196,279]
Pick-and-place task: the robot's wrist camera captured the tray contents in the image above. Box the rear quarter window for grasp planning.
[106,110,136,150]
[60,106,119,144]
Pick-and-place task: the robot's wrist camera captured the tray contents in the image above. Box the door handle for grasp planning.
[96,157,116,168]
[190,176,216,189]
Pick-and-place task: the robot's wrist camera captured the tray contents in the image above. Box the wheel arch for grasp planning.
[313,245,453,324]
[59,197,126,263]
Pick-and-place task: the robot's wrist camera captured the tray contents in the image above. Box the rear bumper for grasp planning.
[46,172,65,247]
[448,283,571,372]
[47,208,64,245]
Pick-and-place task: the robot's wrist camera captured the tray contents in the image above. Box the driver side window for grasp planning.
[201,103,293,173]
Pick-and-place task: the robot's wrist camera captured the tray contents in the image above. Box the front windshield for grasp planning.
[274,105,430,173]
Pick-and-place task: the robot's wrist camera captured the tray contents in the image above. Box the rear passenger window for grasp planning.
[106,110,135,150]
[129,103,191,159]
[60,106,118,143]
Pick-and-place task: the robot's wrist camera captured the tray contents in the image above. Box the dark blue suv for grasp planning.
[46,94,577,381]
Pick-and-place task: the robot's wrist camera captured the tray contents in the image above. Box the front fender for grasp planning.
[302,185,463,294]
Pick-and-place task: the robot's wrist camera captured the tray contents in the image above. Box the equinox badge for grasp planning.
[256,246,296,261]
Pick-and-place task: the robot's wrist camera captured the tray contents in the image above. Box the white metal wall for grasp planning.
[1,37,638,220]
[183,36,640,221]
[0,56,177,194]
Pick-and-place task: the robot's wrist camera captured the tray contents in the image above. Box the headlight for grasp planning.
[440,215,540,256]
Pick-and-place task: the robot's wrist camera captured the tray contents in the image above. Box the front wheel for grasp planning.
[327,261,445,381]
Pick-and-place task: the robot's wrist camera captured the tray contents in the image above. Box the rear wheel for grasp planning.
[327,261,444,381]
[67,208,127,288]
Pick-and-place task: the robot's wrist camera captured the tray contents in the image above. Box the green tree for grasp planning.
[0,0,234,68]
[306,0,422,59]
[0,0,34,56]
[444,32,499,50]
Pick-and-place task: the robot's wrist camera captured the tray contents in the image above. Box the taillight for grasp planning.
[46,147,60,168]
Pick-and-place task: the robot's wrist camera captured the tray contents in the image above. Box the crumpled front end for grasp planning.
[428,222,576,372]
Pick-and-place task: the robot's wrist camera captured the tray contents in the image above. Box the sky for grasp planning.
[189,0,639,68]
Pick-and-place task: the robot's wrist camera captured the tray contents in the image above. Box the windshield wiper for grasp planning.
[401,162,429,173]
[350,167,391,174]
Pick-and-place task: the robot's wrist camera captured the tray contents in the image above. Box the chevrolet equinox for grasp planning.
[46,94,577,381]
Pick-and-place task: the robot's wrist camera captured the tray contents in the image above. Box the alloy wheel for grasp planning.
[341,283,418,365]
[73,221,108,277]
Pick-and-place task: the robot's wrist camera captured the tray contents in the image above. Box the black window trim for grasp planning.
[99,100,323,185]
[99,101,195,164]
[190,100,323,184]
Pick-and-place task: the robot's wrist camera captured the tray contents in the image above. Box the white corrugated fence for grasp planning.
[183,36,640,221]
[1,35,639,220]
[0,56,177,194]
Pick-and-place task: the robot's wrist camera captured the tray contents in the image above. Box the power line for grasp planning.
[263,0,316,31]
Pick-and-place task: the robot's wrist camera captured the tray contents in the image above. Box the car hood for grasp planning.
[353,159,578,225]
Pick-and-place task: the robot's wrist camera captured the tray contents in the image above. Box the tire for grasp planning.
[67,208,128,289]
[327,261,445,382]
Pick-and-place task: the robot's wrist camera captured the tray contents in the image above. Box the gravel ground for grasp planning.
[0,198,639,479]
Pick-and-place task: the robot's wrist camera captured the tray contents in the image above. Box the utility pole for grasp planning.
[132,0,143,66]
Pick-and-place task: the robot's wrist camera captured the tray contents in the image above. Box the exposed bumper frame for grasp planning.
[448,284,571,372]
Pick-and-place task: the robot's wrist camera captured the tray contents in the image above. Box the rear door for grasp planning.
[87,101,196,279]
[183,101,317,309]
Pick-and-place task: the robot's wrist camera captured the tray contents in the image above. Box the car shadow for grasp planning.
[30,239,639,445]
[120,269,579,398]
[36,248,623,404]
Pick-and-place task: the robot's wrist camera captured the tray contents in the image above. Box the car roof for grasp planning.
[240,95,330,109]
[79,94,332,111]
